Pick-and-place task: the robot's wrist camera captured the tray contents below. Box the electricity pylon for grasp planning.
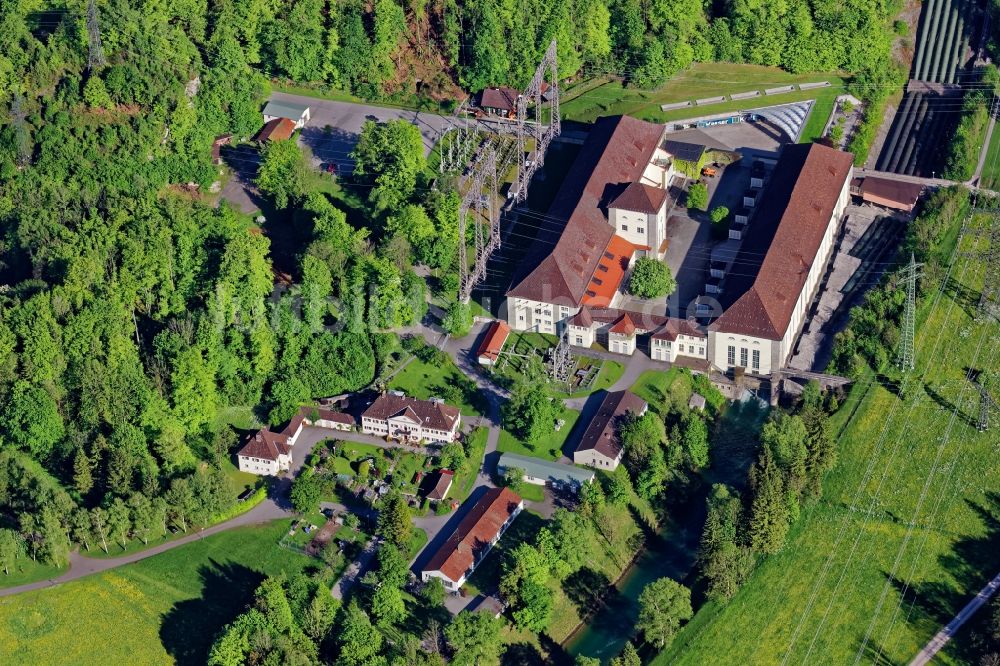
[86,0,107,70]
[897,253,923,372]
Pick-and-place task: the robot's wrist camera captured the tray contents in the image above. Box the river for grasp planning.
[563,398,768,662]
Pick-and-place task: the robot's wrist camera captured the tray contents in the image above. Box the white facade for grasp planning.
[573,447,622,470]
[508,296,564,335]
[710,174,850,375]
[237,451,290,476]
[361,413,461,443]
[608,204,668,257]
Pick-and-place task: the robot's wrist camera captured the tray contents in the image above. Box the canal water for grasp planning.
[563,397,768,662]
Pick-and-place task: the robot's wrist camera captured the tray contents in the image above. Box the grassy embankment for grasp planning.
[653,212,999,665]
[0,521,310,666]
[560,63,846,143]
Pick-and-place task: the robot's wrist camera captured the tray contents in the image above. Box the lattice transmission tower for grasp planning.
[512,39,560,204]
[10,94,30,167]
[971,373,998,432]
[960,197,1000,321]
[897,253,923,372]
[458,145,499,302]
[86,0,107,71]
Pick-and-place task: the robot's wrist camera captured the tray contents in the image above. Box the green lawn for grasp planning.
[0,521,311,665]
[653,215,999,665]
[979,120,1000,190]
[561,62,845,142]
[388,353,487,416]
[407,528,429,559]
[391,451,430,494]
[0,558,64,589]
[331,441,384,477]
[449,427,488,502]
[497,408,581,461]
[513,481,545,503]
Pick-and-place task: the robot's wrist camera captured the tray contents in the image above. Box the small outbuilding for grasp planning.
[478,87,519,117]
[426,469,454,501]
[853,176,923,212]
[688,393,706,411]
[262,100,311,129]
[497,452,595,492]
[256,117,297,143]
[477,320,511,366]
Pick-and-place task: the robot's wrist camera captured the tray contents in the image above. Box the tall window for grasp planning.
[740,347,748,367]
[727,345,735,365]
[752,349,760,371]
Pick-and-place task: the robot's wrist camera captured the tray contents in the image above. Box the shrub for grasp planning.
[687,182,708,210]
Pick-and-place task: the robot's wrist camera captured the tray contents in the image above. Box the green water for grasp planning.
[564,398,768,662]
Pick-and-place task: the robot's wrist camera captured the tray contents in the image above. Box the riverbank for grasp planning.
[563,398,770,661]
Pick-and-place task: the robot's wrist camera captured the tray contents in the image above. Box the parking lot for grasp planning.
[666,120,786,156]
[270,92,459,171]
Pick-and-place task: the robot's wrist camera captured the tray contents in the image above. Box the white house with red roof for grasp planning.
[236,406,356,476]
[361,392,462,443]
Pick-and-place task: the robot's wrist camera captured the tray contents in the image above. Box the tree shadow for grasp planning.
[563,567,613,619]
[159,560,267,665]
[923,382,978,429]
[502,642,546,665]
[877,492,1000,663]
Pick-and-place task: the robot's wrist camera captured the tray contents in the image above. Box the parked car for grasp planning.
[702,166,718,177]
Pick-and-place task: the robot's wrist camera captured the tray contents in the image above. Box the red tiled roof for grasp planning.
[423,487,522,583]
[427,469,455,501]
[568,307,594,327]
[238,429,290,462]
[580,307,706,341]
[610,182,668,214]
[362,394,460,432]
[476,320,510,362]
[507,116,665,306]
[608,313,637,336]
[860,177,923,210]
[480,87,519,112]
[710,143,853,340]
[312,408,354,425]
[581,235,640,308]
[575,390,647,459]
[256,117,296,142]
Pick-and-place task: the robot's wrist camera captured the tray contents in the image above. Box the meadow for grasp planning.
[653,214,1000,665]
[0,521,309,665]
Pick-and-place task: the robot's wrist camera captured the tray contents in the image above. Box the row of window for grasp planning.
[727,345,761,371]
[620,224,646,234]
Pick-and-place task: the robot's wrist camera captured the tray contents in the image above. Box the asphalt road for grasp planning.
[909,569,1000,666]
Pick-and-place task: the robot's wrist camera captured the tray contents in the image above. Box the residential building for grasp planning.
[478,87,519,117]
[262,100,311,129]
[426,469,454,501]
[236,406,354,476]
[573,390,648,470]
[361,392,462,443]
[477,320,511,366]
[237,430,292,475]
[708,143,853,376]
[421,487,523,591]
[496,452,595,491]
